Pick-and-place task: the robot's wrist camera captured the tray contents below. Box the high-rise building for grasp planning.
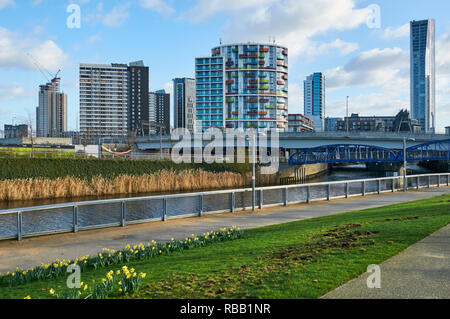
[36,77,67,137]
[304,72,325,132]
[173,78,196,132]
[128,61,149,136]
[195,43,289,132]
[79,63,129,139]
[149,90,170,134]
[410,19,435,133]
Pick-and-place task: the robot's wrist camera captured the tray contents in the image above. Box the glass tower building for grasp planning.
[195,43,289,132]
[304,72,325,132]
[173,78,196,132]
[410,19,435,133]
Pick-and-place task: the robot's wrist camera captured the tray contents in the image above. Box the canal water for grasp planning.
[0,164,434,238]
[0,164,431,211]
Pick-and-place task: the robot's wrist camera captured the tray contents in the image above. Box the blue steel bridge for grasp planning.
[288,139,450,166]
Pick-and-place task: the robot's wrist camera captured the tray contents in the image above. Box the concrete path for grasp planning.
[0,187,449,273]
[322,224,450,299]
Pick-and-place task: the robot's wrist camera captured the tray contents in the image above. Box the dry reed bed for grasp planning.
[0,170,278,201]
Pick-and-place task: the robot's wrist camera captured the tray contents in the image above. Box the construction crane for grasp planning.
[26,52,61,83]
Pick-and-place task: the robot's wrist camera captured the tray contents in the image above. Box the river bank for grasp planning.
[0,169,279,203]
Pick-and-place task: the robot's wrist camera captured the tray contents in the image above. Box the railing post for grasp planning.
[73,206,78,233]
[417,176,420,190]
[283,187,288,206]
[427,175,431,188]
[199,194,204,217]
[327,184,331,200]
[306,186,311,203]
[259,189,263,210]
[362,181,366,196]
[437,175,440,188]
[447,174,449,186]
[17,211,22,241]
[121,201,126,227]
[377,180,381,194]
[162,198,167,221]
[230,192,235,213]
[345,183,349,198]
[392,178,396,192]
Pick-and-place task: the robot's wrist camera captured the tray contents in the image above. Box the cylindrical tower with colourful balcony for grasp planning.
[207,42,288,132]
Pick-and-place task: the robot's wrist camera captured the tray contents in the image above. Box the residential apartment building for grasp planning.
[195,43,289,132]
[287,114,314,132]
[4,124,29,139]
[79,63,128,139]
[304,72,325,132]
[336,110,420,133]
[36,77,67,137]
[411,19,436,133]
[128,61,150,136]
[173,78,196,132]
[324,117,343,132]
[149,90,171,134]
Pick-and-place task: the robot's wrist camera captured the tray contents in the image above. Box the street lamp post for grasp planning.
[403,137,416,192]
[252,133,256,212]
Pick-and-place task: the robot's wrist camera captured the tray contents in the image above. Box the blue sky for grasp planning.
[0,0,449,132]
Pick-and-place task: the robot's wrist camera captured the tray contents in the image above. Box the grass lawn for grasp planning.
[1,194,449,299]
[0,147,74,159]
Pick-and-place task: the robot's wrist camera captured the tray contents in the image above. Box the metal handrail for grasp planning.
[0,173,447,215]
[0,173,448,241]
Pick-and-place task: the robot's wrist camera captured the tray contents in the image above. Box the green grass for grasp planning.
[0,158,251,181]
[0,147,74,159]
[1,195,449,299]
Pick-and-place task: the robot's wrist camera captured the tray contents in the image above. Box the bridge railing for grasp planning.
[0,173,448,241]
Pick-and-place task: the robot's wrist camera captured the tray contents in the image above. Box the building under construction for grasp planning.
[36,77,67,138]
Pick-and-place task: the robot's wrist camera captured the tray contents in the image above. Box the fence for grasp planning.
[0,173,448,241]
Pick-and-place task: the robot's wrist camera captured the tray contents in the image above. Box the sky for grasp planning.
[0,0,449,133]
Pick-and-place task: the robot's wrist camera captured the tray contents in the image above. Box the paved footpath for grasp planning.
[0,187,449,273]
[322,223,450,299]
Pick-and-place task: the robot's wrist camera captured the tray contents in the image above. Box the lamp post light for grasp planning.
[403,137,416,192]
[247,131,265,212]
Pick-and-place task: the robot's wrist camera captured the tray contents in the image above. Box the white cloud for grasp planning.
[309,39,359,57]
[0,83,31,102]
[0,27,68,71]
[288,82,303,114]
[381,23,410,39]
[0,0,14,10]
[162,81,173,95]
[181,0,372,58]
[139,0,174,17]
[325,47,409,90]
[103,4,130,27]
